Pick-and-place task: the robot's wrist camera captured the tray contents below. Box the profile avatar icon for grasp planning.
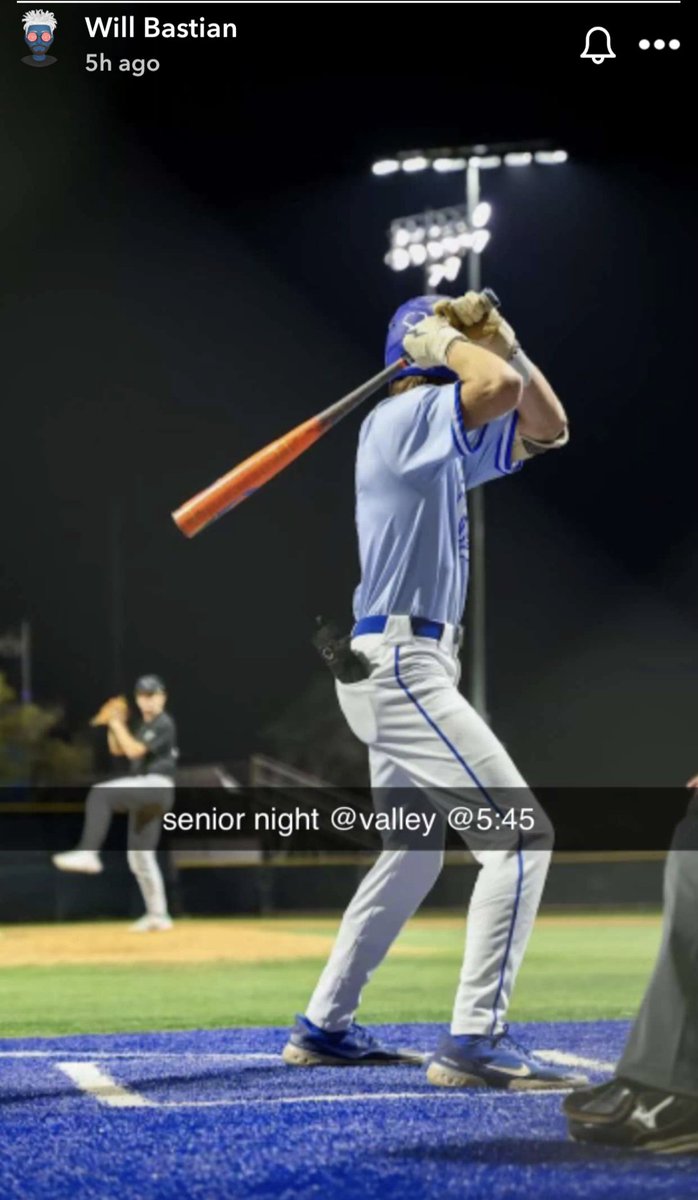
[22,8,58,68]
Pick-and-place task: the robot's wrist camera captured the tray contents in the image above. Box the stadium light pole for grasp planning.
[372,142,568,720]
[464,157,487,720]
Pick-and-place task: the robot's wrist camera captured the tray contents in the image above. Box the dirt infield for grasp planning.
[0,920,340,967]
[0,913,659,968]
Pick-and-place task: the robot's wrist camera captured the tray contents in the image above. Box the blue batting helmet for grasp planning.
[384,295,458,386]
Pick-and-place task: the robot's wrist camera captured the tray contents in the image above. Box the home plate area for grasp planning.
[1,1021,697,1199]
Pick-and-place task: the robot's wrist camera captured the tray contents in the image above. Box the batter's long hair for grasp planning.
[389,375,432,396]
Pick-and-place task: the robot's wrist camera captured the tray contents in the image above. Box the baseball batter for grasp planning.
[52,674,177,932]
[284,292,585,1089]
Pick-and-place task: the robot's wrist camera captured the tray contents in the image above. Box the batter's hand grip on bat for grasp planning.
[172,358,407,538]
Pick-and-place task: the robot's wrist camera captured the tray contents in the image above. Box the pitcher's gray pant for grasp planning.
[78,774,174,918]
[618,797,698,1098]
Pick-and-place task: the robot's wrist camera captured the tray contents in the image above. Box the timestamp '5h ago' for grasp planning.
[86,54,160,77]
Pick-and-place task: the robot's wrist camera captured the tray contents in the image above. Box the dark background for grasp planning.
[1,2,695,787]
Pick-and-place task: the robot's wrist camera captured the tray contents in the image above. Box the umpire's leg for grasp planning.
[617,794,698,1098]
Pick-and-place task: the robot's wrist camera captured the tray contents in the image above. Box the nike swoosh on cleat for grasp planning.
[487,1064,533,1078]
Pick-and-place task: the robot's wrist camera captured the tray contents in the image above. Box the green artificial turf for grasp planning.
[0,914,661,1038]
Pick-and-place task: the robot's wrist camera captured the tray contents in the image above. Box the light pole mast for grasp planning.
[418,162,487,715]
[464,160,488,718]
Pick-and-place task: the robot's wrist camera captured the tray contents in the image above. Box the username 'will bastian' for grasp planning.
[85,17,237,39]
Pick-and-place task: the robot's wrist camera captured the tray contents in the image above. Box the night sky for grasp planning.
[1,3,694,786]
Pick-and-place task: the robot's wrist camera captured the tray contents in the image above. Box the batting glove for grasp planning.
[402,315,465,370]
[434,292,519,362]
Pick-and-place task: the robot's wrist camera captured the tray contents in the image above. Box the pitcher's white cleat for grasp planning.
[129,915,174,933]
[52,850,103,875]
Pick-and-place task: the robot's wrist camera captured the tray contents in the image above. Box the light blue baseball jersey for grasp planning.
[352,382,523,628]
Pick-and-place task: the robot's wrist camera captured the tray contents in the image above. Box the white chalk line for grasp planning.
[0,1049,615,1071]
[536,1049,616,1072]
[51,1064,578,1109]
[2,1047,613,1110]
[160,1089,577,1108]
[0,1046,614,1075]
[56,1062,156,1108]
[0,1050,279,1060]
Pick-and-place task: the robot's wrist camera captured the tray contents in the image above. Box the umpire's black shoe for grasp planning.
[564,1078,698,1153]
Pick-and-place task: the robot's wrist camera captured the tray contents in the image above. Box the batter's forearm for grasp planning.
[517,364,568,443]
[446,340,522,430]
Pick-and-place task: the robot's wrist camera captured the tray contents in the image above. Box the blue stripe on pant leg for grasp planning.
[393,645,524,1035]
[488,833,524,1036]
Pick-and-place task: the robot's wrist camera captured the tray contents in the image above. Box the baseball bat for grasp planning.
[172,289,501,539]
[172,358,408,538]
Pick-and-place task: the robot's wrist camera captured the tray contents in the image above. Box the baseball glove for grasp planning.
[90,695,129,726]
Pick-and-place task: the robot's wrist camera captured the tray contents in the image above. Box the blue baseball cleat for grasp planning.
[427,1026,588,1091]
[282,1015,424,1066]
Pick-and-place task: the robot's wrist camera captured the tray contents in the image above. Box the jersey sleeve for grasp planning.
[142,714,176,761]
[458,405,525,492]
[369,383,524,488]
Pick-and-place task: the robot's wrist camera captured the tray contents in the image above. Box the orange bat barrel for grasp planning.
[172,358,407,538]
[173,416,326,538]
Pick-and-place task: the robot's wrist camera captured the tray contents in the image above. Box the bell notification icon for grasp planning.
[581,27,616,64]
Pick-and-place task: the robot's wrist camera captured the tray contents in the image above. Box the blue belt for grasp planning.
[352,615,445,640]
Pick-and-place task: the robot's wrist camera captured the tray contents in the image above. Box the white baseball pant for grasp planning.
[305,615,553,1036]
